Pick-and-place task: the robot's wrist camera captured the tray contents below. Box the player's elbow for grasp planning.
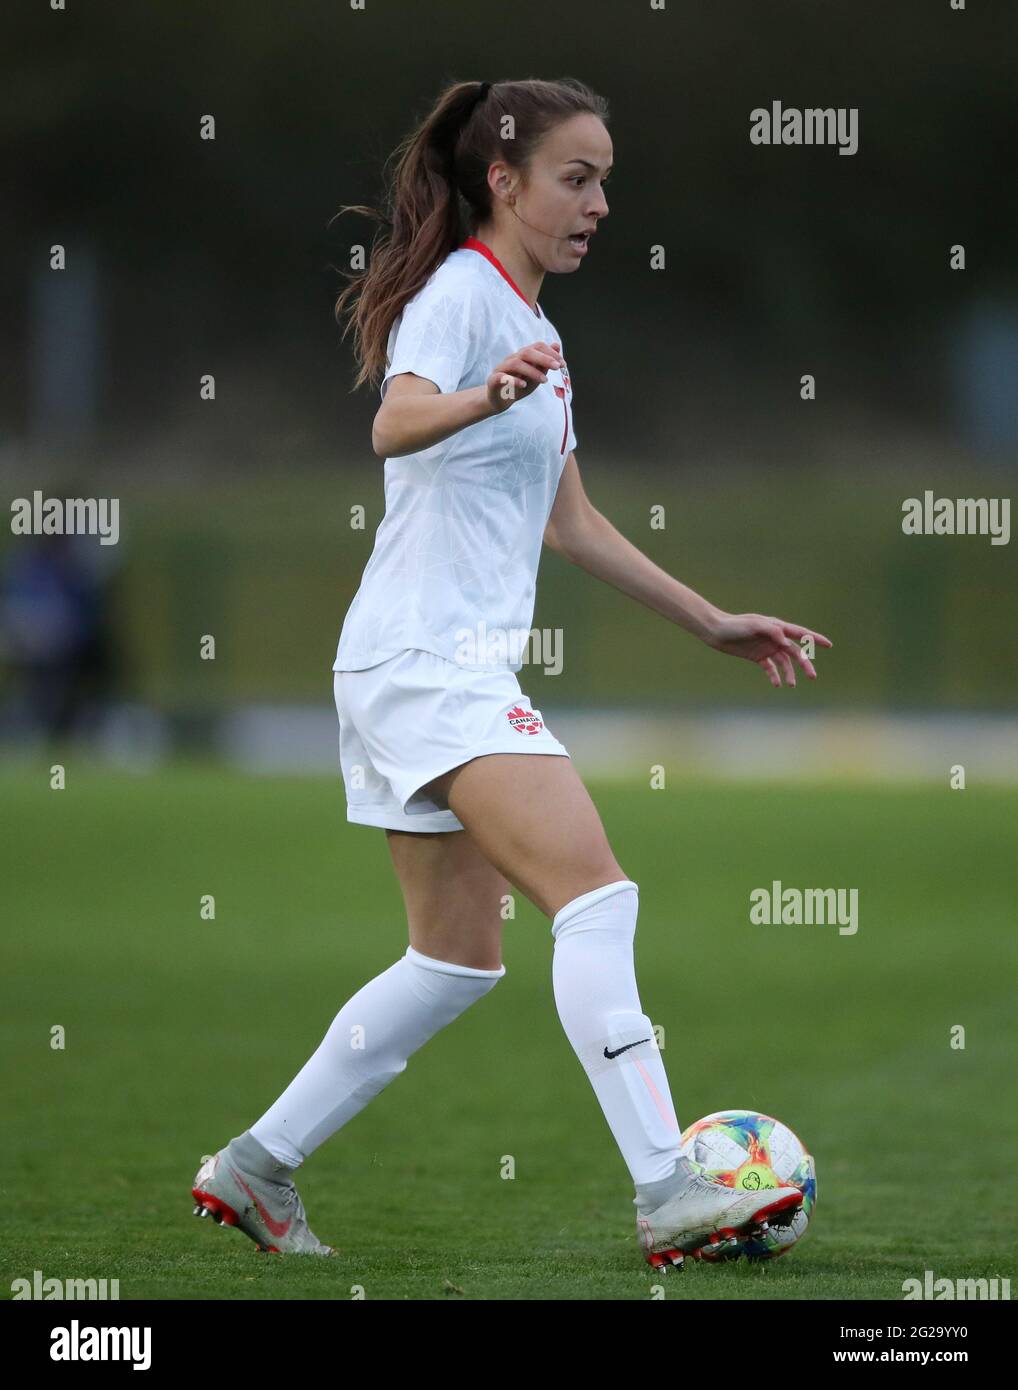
[543,521,564,555]
[372,403,415,459]
[371,408,391,459]
[546,504,599,562]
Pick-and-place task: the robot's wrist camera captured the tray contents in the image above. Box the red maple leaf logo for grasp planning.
[506,704,543,736]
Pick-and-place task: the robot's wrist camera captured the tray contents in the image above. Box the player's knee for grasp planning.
[565,849,628,903]
[550,876,639,940]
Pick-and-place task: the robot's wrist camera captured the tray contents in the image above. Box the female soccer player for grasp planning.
[192,77,831,1272]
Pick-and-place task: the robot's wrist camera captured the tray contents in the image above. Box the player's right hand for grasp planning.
[486,341,565,414]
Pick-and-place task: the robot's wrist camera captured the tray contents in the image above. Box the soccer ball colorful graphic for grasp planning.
[679,1109,817,1261]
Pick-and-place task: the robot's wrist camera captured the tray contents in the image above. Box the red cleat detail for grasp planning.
[645,1247,684,1271]
[752,1191,802,1220]
[191,1188,240,1227]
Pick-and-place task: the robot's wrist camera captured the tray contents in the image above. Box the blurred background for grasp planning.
[1,0,1015,772]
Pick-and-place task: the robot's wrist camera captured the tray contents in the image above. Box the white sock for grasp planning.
[551,880,683,1185]
[249,946,504,1166]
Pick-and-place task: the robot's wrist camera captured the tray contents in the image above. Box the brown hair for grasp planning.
[333,77,609,393]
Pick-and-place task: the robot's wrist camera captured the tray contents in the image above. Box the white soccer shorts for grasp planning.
[333,647,571,832]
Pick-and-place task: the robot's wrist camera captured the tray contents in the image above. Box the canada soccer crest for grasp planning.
[506,704,544,736]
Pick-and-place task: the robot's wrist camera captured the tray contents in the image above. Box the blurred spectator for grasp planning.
[0,532,119,747]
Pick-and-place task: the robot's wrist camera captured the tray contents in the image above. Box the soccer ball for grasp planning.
[679,1109,817,1262]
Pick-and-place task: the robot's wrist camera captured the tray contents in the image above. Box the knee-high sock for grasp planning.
[249,946,504,1166]
[551,880,682,1185]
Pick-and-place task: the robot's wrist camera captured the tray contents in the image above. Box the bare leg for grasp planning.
[247,827,507,1167]
[424,752,683,1186]
[386,827,509,968]
[424,753,627,919]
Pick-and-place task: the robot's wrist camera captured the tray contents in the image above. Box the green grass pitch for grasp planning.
[3,766,1016,1300]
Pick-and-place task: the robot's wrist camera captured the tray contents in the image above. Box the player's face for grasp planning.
[519,114,612,271]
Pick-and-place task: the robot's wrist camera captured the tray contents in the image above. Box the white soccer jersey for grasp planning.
[333,235,576,673]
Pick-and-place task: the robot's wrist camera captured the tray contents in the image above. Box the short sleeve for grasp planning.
[380,276,476,401]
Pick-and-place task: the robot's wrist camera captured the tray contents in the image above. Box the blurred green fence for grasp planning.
[3,459,1013,710]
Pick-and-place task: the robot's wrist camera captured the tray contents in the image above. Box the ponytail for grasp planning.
[333,77,608,393]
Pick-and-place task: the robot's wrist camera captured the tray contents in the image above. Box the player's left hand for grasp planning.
[704,612,833,687]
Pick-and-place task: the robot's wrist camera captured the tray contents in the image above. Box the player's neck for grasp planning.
[470,225,544,314]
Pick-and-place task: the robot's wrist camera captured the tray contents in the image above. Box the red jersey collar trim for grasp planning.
[460,235,542,318]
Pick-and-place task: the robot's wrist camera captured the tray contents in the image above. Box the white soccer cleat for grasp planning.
[635,1167,803,1272]
[191,1131,336,1256]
